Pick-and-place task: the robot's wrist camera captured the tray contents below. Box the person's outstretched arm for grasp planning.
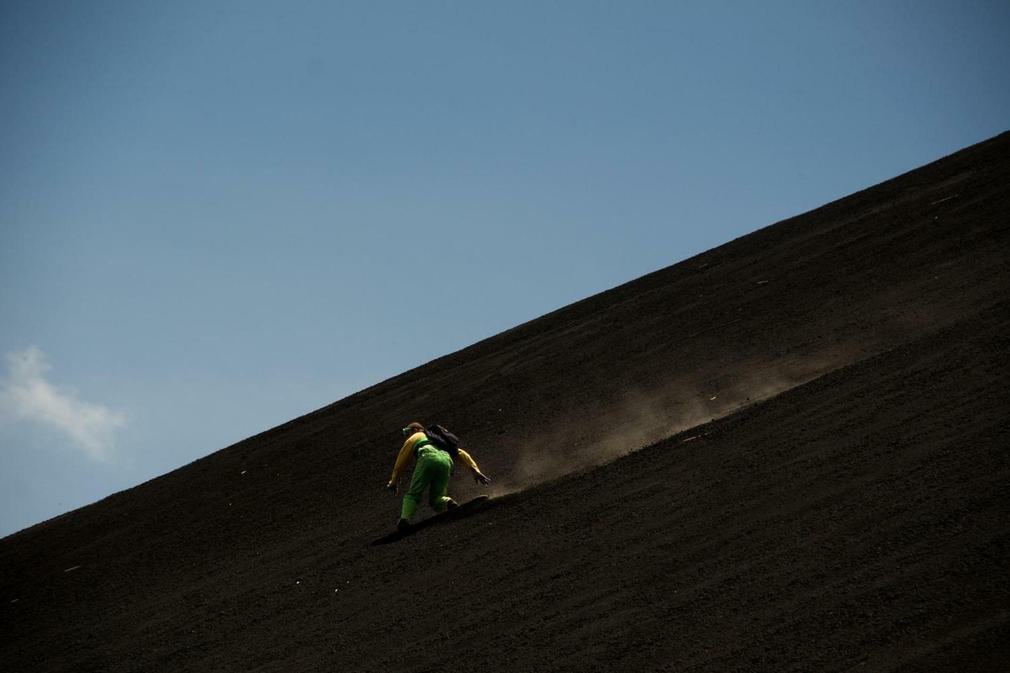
[457,448,491,485]
[387,432,424,491]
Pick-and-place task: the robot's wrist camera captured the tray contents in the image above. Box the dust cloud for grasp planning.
[488,353,853,498]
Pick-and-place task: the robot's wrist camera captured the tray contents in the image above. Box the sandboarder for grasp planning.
[386,422,491,532]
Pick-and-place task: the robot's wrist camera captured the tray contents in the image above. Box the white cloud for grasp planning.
[0,346,126,461]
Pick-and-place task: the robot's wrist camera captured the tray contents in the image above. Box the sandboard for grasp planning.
[371,495,490,545]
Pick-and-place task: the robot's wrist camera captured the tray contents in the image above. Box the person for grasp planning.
[386,422,491,532]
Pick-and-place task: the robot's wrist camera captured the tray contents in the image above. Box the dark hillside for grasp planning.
[1,132,1008,672]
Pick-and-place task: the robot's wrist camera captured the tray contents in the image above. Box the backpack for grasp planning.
[423,424,462,458]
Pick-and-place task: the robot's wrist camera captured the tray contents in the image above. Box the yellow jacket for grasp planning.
[389,431,482,484]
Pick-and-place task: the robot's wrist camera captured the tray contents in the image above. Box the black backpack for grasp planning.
[424,424,462,458]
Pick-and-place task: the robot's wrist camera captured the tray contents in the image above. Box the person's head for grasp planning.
[401,421,425,438]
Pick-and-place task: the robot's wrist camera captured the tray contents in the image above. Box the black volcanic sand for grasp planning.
[2,133,1008,672]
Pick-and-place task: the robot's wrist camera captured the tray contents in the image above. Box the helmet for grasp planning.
[401,421,424,437]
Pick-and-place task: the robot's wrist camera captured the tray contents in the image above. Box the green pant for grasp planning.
[401,446,454,520]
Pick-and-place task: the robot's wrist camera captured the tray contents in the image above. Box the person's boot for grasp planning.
[397,518,411,533]
[445,498,459,511]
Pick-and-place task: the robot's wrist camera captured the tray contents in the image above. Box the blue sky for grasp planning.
[1,1,1008,537]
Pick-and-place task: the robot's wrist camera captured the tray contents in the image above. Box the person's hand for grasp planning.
[386,481,398,494]
[473,471,491,486]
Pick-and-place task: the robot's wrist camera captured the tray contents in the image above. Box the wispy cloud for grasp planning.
[0,346,126,461]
